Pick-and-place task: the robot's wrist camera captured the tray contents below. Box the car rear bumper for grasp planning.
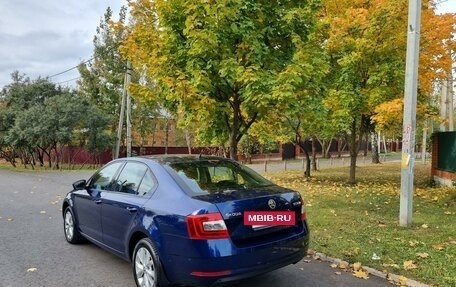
[163,233,309,287]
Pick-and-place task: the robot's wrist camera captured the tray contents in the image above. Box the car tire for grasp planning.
[63,207,83,244]
[133,238,163,287]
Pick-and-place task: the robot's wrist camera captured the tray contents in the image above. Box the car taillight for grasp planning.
[300,198,307,221]
[187,212,229,239]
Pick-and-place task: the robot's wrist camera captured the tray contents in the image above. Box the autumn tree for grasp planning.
[120,0,322,160]
[322,0,455,184]
[322,0,416,184]
[250,50,329,177]
[78,7,128,128]
[372,4,456,136]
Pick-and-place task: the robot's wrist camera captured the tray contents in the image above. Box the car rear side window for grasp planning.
[137,170,155,196]
[116,162,152,195]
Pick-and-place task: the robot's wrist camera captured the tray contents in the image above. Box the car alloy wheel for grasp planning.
[64,210,74,241]
[133,238,161,287]
[63,207,82,244]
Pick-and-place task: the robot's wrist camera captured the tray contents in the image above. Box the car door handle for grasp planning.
[126,207,137,213]
[94,199,102,204]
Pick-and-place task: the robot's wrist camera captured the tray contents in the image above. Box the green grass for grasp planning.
[264,163,456,287]
[0,161,99,172]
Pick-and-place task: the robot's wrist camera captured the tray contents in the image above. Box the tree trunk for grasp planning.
[337,137,346,158]
[363,132,369,156]
[229,133,239,161]
[311,136,317,171]
[165,118,169,155]
[299,143,311,177]
[317,138,325,158]
[228,98,241,161]
[348,119,358,185]
[185,129,192,154]
[371,132,380,164]
[325,140,332,159]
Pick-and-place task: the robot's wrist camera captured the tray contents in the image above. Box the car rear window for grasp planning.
[166,159,273,195]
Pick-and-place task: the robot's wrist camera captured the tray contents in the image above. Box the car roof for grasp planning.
[125,155,234,165]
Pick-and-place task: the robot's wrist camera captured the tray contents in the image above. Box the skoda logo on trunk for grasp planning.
[268,199,276,209]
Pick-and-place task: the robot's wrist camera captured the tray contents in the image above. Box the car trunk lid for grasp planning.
[193,185,304,247]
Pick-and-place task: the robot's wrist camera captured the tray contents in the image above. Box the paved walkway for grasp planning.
[245,153,409,173]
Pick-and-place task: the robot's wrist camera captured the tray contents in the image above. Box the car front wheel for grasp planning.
[63,207,82,244]
[133,238,162,287]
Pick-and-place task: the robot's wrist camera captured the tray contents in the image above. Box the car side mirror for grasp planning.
[72,179,87,190]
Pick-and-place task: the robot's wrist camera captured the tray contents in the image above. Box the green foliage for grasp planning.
[79,6,165,150]
[0,75,113,167]
[238,135,260,160]
[77,6,128,127]
[121,0,323,159]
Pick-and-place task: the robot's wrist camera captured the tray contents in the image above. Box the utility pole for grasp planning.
[115,72,128,159]
[400,0,421,227]
[440,80,448,131]
[115,61,132,159]
[126,61,132,157]
[448,77,454,131]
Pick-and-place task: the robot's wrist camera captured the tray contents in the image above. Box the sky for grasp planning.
[0,0,125,89]
[0,0,454,90]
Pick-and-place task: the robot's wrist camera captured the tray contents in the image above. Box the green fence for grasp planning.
[437,132,456,173]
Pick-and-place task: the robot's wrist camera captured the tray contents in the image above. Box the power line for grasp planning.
[48,57,93,78]
[56,77,81,85]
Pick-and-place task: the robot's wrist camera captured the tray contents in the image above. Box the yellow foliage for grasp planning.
[353,269,369,279]
[403,260,418,270]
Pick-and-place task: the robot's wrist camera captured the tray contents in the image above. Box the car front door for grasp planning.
[101,161,156,254]
[74,161,124,243]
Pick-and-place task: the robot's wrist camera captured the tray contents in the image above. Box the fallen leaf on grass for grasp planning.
[416,252,429,259]
[409,240,418,247]
[26,268,38,272]
[432,244,444,251]
[403,260,418,270]
[353,269,369,279]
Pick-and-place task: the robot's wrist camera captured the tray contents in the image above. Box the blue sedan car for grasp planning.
[62,156,309,287]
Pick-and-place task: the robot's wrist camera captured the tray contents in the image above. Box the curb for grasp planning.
[313,252,432,287]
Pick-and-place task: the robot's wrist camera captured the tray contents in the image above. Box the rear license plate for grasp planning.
[244,211,295,227]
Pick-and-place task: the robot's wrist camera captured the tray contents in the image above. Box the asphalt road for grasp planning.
[0,170,392,287]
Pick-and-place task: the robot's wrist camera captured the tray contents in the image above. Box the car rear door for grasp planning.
[101,161,156,254]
